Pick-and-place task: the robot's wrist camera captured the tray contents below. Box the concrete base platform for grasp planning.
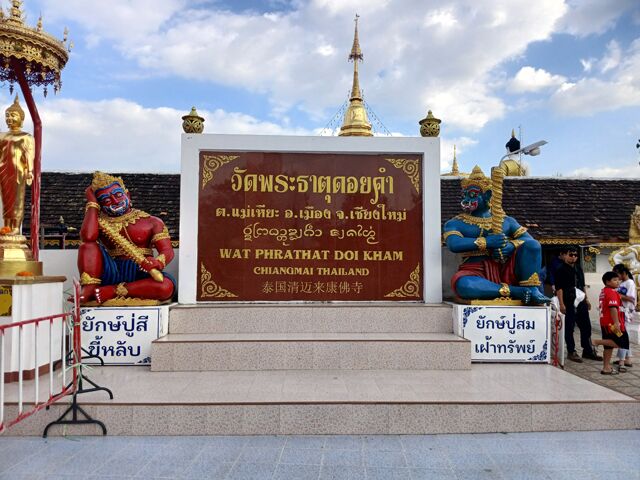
[168,304,454,334]
[5,364,639,436]
[151,333,471,371]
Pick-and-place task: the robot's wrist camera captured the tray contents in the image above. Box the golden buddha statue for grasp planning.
[0,96,34,235]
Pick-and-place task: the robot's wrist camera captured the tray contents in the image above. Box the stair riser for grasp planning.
[151,341,470,371]
[169,306,453,334]
[6,401,639,436]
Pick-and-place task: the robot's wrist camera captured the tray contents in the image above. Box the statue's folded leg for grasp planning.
[514,238,542,284]
[455,276,503,300]
[95,278,175,304]
[78,243,104,302]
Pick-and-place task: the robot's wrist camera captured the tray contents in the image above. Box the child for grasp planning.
[593,271,630,375]
[613,264,636,370]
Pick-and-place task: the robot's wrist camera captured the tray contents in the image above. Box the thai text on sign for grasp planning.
[197,152,423,301]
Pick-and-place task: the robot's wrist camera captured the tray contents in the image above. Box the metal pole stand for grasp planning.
[43,355,113,437]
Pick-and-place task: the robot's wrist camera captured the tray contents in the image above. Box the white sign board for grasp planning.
[81,305,170,365]
[453,305,551,362]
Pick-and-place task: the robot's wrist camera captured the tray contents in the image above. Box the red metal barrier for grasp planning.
[0,282,80,434]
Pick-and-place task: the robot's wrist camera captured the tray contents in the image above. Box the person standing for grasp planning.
[613,264,636,369]
[555,246,601,362]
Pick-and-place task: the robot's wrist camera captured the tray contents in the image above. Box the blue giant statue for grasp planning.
[443,165,549,305]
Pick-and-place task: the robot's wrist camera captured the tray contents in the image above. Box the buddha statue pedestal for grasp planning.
[0,234,42,276]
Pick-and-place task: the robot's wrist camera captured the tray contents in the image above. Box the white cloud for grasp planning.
[36,0,568,132]
[570,163,640,178]
[440,136,478,172]
[599,40,621,73]
[557,0,637,36]
[510,66,567,93]
[551,39,640,115]
[21,98,311,173]
[579,58,594,72]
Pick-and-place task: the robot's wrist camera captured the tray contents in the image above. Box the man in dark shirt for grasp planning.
[555,246,602,362]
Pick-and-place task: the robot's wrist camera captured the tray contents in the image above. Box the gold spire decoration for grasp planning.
[441,145,469,177]
[339,14,372,137]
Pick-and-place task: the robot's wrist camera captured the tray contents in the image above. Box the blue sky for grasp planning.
[7,0,640,177]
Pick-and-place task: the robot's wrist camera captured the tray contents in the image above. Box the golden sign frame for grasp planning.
[200,263,238,299]
[384,264,421,298]
[201,155,239,189]
[386,158,420,194]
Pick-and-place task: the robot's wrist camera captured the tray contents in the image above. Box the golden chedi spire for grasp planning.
[441,145,469,177]
[339,14,372,137]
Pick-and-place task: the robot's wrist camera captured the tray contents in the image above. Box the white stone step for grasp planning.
[5,365,639,436]
[168,303,453,334]
[150,332,470,371]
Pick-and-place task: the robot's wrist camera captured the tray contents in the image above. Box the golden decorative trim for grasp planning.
[538,238,587,245]
[469,297,523,306]
[385,158,420,194]
[510,239,524,249]
[512,226,527,238]
[455,213,493,230]
[442,230,463,241]
[587,246,601,255]
[200,262,237,298]
[201,155,239,189]
[171,240,179,248]
[85,201,99,212]
[84,297,162,307]
[156,253,166,268]
[80,272,101,286]
[461,251,490,258]
[499,283,510,297]
[489,166,506,233]
[108,246,153,257]
[474,237,487,251]
[519,272,541,287]
[99,209,150,230]
[98,215,163,282]
[115,282,128,297]
[384,264,421,298]
[151,227,170,243]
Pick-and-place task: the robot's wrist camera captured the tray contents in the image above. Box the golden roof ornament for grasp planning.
[461,165,492,192]
[339,14,372,137]
[0,0,70,96]
[441,145,469,177]
[182,106,205,134]
[419,110,441,137]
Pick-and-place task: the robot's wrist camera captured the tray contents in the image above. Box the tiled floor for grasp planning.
[0,431,638,480]
[5,364,631,405]
[563,319,640,399]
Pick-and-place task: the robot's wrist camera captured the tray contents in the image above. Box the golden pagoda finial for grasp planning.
[339,14,372,137]
[36,14,42,32]
[451,145,459,175]
[7,0,24,24]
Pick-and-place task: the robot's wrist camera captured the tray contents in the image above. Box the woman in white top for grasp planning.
[613,264,636,369]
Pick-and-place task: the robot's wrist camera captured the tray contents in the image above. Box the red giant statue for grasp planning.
[78,171,175,305]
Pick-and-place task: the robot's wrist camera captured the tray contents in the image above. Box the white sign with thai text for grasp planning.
[80,305,170,365]
[453,305,551,362]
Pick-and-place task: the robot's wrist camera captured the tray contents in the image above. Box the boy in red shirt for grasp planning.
[594,271,630,374]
